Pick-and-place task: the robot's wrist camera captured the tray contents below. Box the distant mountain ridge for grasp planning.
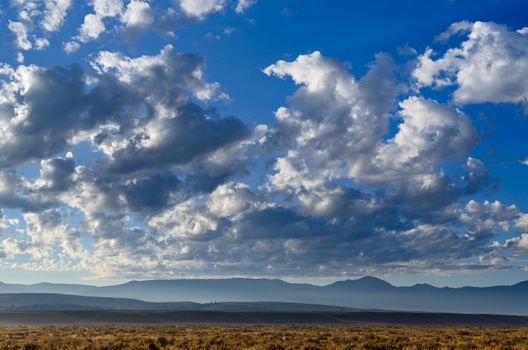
[0,293,351,312]
[0,276,527,315]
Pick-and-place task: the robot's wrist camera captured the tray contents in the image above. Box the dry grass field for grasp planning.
[0,325,526,350]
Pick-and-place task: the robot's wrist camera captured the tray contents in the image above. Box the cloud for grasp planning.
[121,173,180,213]
[0,63,113,166]
[0,44,264,276]
[388,173,460,220]
[1,208,82,265]
[88,45,250,174]
[376,96,477,175]
[122,0,154,32]
[63,0,253,52]
[6,0,73,53]
[263,51,477,193]
[63,41,80,53]
[69,0,152,49]
[504,234,528,251]
[90,45,222,102]
[2,18,528,280]
[24,209,82,258]
[263,51,398,188]
[207,182,259,218]
[175,0,259,19]
[462,200,520,236]
[101,105,250,175]
[414,21,528,107]
[434,20,472,42]
[32,153,76,193]
[77,13,106,42]
[148,196,222,241]
[0,45,234,168]
[8,20,33,51]
[515,214,528,232]
[235,0,256,14]
[0,153,81,213]
[0,170,34,210]
[41,0,73,32]
[178,0,226,19]
[464,157,497,195]
[0,167,61,213]
[34,37,50,50]
[92,0,124,18]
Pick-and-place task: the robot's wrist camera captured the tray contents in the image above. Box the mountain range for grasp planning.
[0,293,351,312]
[0,276,526,315]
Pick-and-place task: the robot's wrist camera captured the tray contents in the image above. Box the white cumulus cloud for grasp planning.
[178,0,226,19]
[414,21,528,107]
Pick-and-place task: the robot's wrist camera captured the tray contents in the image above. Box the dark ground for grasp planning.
[0,310,526,325]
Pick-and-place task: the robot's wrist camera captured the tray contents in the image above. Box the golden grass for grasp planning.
[0,325,526,349]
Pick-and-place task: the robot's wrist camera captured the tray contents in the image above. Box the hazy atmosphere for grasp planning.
[0,0,527,288]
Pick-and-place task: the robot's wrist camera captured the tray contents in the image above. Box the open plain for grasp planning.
[0,324,527,350]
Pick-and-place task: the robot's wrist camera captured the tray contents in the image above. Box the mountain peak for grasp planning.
[327,276,394,290]
[354,276,393,287]
[513,280,528,288]
[356,276,388,282]
[413,283,434,287]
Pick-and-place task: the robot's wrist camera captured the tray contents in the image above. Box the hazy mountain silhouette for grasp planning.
[0,293,351,312]
[0,282,93,295]
[0,276,527,315]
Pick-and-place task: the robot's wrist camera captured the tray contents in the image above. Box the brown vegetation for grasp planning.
[0,325,526,350]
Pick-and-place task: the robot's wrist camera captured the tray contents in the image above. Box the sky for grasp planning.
[0,0,527,287]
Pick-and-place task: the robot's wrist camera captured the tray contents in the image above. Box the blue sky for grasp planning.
[0,0,527,287]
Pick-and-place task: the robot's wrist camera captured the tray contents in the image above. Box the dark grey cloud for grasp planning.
[0,65,95,166]
[464,157,499,195]
[104,104,250,175]
[0,170,46,212]
[0,64,139,167]
[33,154,76,193]
[122,172,180,213]
[0,45,238,170]
[234,207,331,240]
